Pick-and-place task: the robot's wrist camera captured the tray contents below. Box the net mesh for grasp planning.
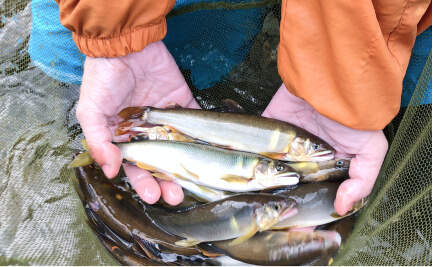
[0,0,431,265]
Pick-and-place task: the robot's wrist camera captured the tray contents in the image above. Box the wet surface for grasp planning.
[0,2,118,265]
[0,1,431,266]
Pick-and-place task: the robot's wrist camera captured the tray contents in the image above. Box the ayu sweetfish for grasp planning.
[200,230,341,266]
[116,140,300,192]
[263,182,366,229]
[116,106,335,162]
[84,207,169,266]
[289,158,350,183]
[175,157,350,203]
[72,158,204,262]
[145,193,297,247]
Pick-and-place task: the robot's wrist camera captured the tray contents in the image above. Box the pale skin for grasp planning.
[76,41,388,215]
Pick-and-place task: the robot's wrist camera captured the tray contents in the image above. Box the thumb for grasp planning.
[76,108,122,178]
[334,132,388,215]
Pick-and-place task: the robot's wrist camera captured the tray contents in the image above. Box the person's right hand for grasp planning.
[76,41,200,205]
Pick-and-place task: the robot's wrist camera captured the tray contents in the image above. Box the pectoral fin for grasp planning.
[175,239,201,247]
[221,99,247,114]
[220,175,250,184]
[69,152,94,167]
[136,161,158,171]
[180,163,200,180]
[229,228,257,246]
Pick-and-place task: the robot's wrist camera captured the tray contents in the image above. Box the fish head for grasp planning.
[287,136,335,161]
[334,158,351,169]
[254,197,297,231]
[254,160,299,187]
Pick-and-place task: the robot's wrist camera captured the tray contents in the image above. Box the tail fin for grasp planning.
[69,151,95,168]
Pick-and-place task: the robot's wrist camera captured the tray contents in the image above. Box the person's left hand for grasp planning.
[262,84,388,215]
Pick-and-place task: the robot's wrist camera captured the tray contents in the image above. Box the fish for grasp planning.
[201,230,341,266]
[287,159,351,183]
[267,182,366,229]
[72,157,204,259]
[84,207,165,266]
[123,129,348,184]
[310,215,357,266]
[145,193,297,247]
[85,207,208,266]
[116,140,300,192]
[116,106,335,161]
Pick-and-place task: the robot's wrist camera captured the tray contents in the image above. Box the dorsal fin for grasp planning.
[221,99,247,113]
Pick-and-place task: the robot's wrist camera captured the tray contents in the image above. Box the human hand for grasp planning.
[76,41,199,205]
[262,84,388,215]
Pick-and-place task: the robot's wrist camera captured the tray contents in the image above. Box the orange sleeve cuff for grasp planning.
[71,19,167,57]
[56,0,175,57]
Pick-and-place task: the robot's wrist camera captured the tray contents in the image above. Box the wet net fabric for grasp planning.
[0,0,431,266]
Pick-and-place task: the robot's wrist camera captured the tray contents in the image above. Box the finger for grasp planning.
[335,178,370,215]
[123,164,161,204]
[76,106,122,178]
[157,180,184,206]
[334,132,388,215]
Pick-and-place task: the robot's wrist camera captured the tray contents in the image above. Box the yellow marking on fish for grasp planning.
[115,194,123,200]
[328,258,334,265]
[269,129,281,150]
[264,233,274,241]
[258,152,285,160]
[180,163,200,180]
[136,161,157,171]
[175,239,201,247]
[220,175,250,184]
[236,156,244,169]
[230,216,239,230]
[291,162,309,169]
[229,228,257,246]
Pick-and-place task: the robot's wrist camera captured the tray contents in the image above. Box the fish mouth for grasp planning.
[273,172,300,186]
[280,205,298,221]
[309,150,335,161]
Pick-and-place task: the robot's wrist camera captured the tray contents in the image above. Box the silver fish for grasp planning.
[116,106,335,161]
[116,140,299,192]
[146,193,297,247]
[270,182,366,229]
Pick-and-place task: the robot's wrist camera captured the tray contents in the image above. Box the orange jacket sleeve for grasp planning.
[55,0,175,57]
[278,0,432,130]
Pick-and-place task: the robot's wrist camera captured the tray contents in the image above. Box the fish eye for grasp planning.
[337,161,343,166]
[272,204,281,211]
[276,163,284,172]
[312,143,320,150]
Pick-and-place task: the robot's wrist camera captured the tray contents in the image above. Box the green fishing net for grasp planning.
[0,0,431,265]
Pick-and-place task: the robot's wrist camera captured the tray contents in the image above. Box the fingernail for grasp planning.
[102,164,111,177]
